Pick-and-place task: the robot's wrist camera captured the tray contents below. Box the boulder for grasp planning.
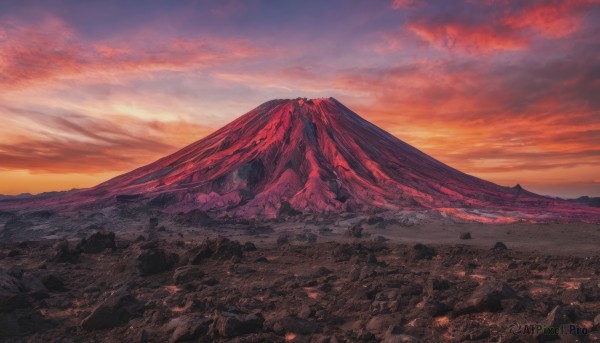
[190,237,243,264]
[37,274,64,293]
[210,311,264,338]
[49,240,78,263]
[410,243,436,260]
[77,231,116,254]
[163,314,211,343]
[492,242,508,250]
[137,249,179,276]
[459,232,472,240]
[173,266,205,285]
[81,291,144,330]
[243,242,257,252]
[0,271,30,313]
[453,280,518,315]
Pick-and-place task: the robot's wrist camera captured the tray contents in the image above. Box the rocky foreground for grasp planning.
[1,231,600,342]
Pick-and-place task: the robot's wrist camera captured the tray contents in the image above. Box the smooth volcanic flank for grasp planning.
[3,98,599,222]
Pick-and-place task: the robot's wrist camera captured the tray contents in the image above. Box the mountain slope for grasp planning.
[3,98,599,222]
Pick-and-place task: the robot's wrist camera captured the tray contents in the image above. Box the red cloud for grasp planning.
[407,21,526,53]
[0,17,265,88]
[0,107,214,174]
[399,0,597,54]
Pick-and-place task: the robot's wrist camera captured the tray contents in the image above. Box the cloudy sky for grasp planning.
[0,0,599,197]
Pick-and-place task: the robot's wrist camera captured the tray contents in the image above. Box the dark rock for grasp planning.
[21,274,48,299]
[365,315,396,334]
[0,309,52,337]
[492,242,508,250]
[243,242,257,252]
[137,249,179,276]
[0,271,30,313]
[7,250,20,257]
[49,240,78,264]
[276,235,289,246]
[268,316,319,335]
[410,243,436,260]
[175,209,212,227]
[173,266,205,285]
[544,305,574,328]
[202,278,219,286]
[581,281,600,301]
[345,225,363,238]
[77,231,116,254]
[40,274,65,292]
[190,236,243,264]
[431,278,451,291]
[459,232,472,240]
[454,280,518,315]
[164,314,211,343]
[211,311,264,338]
[81,291,144,331]
[7,266,24,279]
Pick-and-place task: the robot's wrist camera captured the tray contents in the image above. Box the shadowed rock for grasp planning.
[81,291,144,330]
[190,237,243,264]
[410,243,436,260]
[210,311,264,338]
[137,249,179,276]
[453,280,518,315]
[76,231,116,254]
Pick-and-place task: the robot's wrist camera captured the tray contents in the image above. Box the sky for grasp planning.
[0,0,599,198]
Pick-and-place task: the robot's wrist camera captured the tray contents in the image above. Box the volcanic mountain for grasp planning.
[4,98,599,222]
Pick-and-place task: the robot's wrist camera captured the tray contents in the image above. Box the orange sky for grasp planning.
[0,0,599,198]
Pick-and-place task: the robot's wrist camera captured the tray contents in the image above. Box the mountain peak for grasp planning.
[11,98,599,222]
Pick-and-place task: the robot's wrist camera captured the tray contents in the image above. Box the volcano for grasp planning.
[4,98,599,222]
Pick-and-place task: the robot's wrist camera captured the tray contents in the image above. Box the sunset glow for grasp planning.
[1,0,598,197]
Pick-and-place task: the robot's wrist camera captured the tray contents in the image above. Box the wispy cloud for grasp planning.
[0,16,266,89]
[0,105,212,173]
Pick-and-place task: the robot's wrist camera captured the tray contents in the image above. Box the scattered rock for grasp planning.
[345,225,363,238]
[77,231,116,254]
[243,242,257,252]
[454,280,518,315]
[210,311,265,338]
[459,232,472,240]
[268,316,319,335]
[81,291,144,330]
[492,242,508,250]
[21,274,48,299]
[173,266,205,285]
[190,237,243,264]
[48,240,78,263]
[164,314,211,343]
[276,235,289,246]
[410,243,436,260]
[39,274,65,292]
[137,249,179,276]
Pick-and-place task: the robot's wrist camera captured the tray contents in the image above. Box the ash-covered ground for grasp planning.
[1,210,600,342]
